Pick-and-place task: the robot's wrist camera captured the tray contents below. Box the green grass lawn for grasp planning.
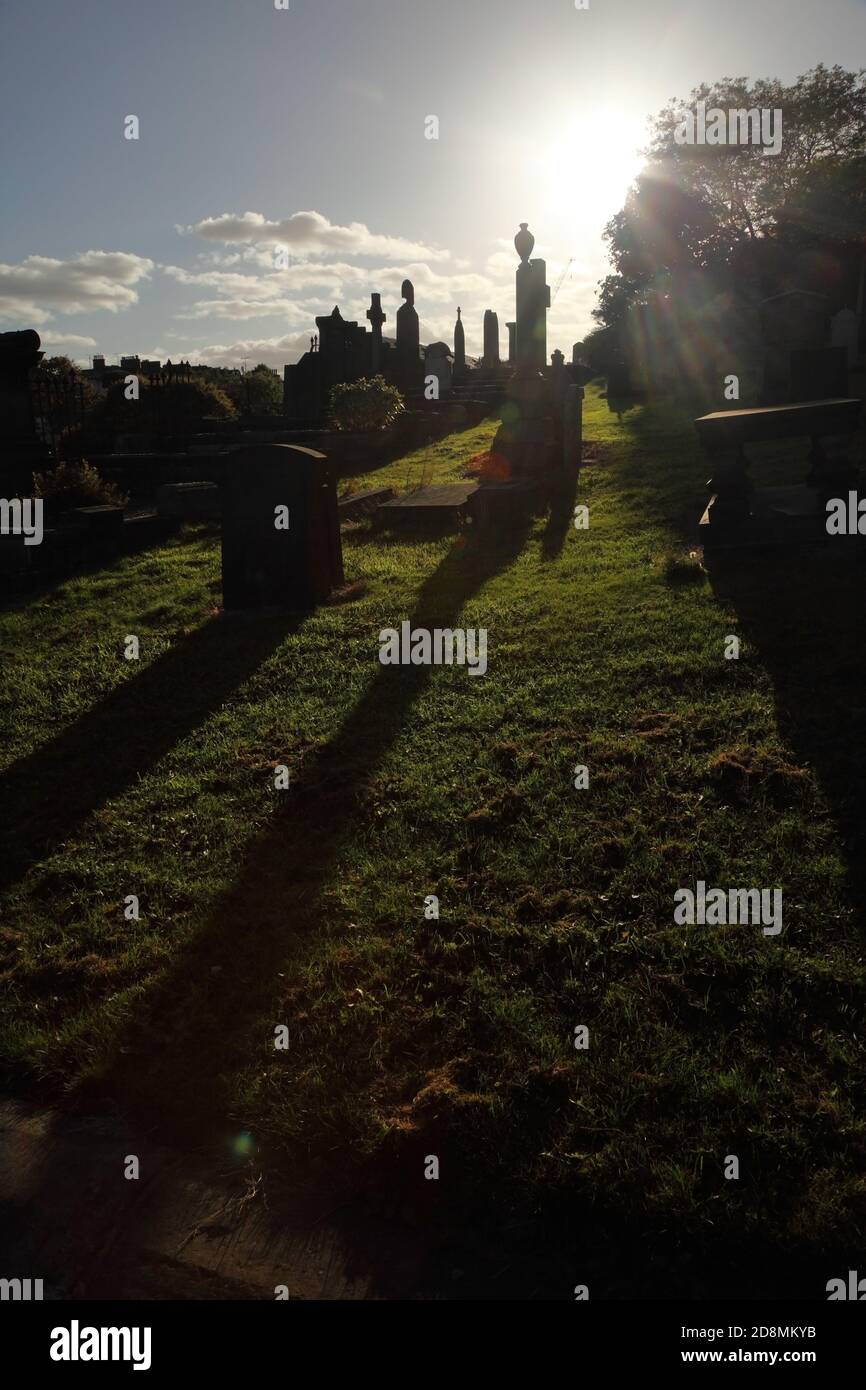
[2,385,865,1296]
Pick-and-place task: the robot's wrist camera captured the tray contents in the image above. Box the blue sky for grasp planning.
[1,0,864,366]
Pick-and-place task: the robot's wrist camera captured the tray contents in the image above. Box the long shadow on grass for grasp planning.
[709,546,866,907]
[0,613,296,893]
[96,517,533,1142]
[540,469,579,562]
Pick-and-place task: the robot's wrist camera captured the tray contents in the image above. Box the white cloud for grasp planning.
[178,210,447,262]
[0,251,154,323]
[164,259,498,324]
[38,333,98,350]
[168,333,310,370]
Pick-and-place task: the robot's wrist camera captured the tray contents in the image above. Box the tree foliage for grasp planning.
[596,64,866,328]
[328,376,405,432]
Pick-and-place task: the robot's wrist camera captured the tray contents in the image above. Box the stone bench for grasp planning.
[695,397,862,535]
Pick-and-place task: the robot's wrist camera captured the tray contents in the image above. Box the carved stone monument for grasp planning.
[454,306,466,377]
[396,279,420,363]
[482,310,500,367]
[394,279,423,389]
[485,224,557,492]
[366,292,386,374]
[514,222,550,371]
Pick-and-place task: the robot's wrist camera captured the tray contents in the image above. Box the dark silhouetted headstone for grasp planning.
[454,307,466,376]
[396,280,420,365]
[221,444,343,610]
[514,223,550,371]
[0,329,48,495]
[366,293,386,373]
[482,310,500,367]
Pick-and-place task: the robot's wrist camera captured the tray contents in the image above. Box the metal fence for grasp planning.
[30,369,87,462]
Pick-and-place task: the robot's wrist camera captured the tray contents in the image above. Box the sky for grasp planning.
[1,0,864,369]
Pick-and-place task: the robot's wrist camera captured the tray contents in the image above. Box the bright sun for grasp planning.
[542,107,646,239]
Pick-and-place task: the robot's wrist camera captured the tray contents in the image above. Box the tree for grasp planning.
[83,377,237,449]
[224,364,283,415]
[596,64,866,328]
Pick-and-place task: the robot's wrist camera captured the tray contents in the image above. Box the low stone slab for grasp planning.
[72,504,125,534]
[156,481,221,521]
[377,482,479,528]
[338,486,394,522]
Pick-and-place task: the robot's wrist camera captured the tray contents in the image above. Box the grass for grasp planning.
[1,384,865,1297]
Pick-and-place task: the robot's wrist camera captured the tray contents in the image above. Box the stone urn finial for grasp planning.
[515,222,535,263]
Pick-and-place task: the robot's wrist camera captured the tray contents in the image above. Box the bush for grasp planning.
[328,376,405,432]
[33,459,128,510]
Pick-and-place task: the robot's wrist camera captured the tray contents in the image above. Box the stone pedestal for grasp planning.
[491,371,557,486]
[562,384,584,471]
[704,445,755,530]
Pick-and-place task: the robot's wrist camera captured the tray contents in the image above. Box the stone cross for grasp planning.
[366,292,386,373]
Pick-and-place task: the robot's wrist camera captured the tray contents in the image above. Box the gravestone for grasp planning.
[0,329,49,496]
[482,310,500,367]
[506,322,516,365]
[221,444,343,610]
[396,280,420,361]
[424,342,452,397]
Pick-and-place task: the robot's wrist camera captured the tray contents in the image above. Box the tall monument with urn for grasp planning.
[486,223,557,490]
[514,223,550,372]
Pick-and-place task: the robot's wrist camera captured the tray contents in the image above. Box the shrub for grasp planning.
[33,459,128,510]
[328,376,405,432]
